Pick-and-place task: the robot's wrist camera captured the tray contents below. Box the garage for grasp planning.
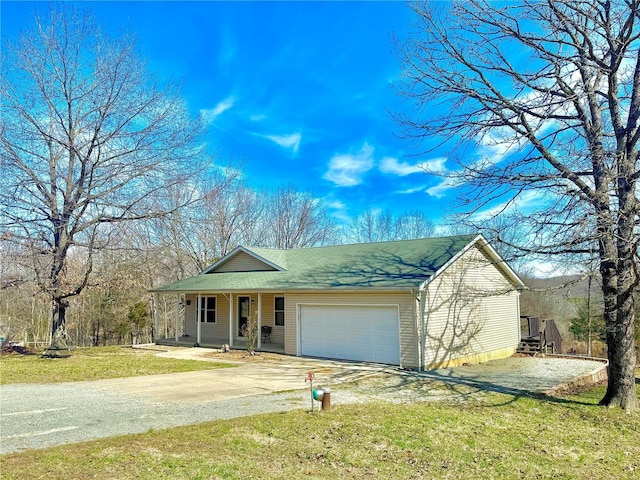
[299,304,400,365]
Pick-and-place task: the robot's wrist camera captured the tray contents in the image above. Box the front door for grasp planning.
[238,296,250,336]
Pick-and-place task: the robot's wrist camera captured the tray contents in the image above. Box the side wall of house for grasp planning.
[422,245,520,369]
[284,292,419,369]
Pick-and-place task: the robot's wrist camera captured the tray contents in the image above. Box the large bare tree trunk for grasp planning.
[396,0,639,411]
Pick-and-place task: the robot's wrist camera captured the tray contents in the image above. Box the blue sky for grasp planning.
[1,1,476,228]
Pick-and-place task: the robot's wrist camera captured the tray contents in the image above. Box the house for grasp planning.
[151,234,526,370]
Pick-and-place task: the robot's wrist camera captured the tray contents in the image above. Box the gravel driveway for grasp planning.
[0,352,606,454]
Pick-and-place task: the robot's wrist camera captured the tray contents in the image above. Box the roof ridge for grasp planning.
[245,234,478,252]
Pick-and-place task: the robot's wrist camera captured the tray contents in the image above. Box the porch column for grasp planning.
[228,293,234,347]
[153,293,159,343]
[174,294,180,342]
[196,293,202,346]
[257,293,262,349]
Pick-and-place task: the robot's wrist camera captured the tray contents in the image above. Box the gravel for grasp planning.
[0,355,606,454]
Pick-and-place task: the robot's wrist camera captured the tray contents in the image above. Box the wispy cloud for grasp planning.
[200,96,235,124]
[262,132,302,153]
[324,143,375,187]
[379,157,422,176]
[380,156,447,177]
[398,185,427,194]
[426,178,458,198]
[420,157,448,173]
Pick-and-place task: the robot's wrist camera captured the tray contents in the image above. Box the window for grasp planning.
[199,296,216,323]
[274,296,285,326]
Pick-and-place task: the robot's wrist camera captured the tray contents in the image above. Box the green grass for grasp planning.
[1,382,639,479]
[0,346,234,384]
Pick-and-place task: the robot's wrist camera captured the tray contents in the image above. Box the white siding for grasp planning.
[284,292,418,369]
[422,245,520,369]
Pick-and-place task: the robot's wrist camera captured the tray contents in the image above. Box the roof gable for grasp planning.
[202,246,285,274]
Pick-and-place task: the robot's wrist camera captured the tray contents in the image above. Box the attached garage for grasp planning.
[153,234,526,370]
[299,304,400,365]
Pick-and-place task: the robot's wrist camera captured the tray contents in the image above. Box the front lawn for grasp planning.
[0,346,234,384]
[1,380,638,479]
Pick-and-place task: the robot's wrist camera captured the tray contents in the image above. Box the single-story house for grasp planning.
[151,234,526,370]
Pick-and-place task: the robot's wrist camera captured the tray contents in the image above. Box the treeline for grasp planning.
[0,178,435,347]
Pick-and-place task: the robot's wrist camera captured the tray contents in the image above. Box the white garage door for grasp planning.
[300,305,400,365]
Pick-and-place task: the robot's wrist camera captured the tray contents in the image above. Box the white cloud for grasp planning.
[250,113,267,122]
[426,178,458,198]
[326,199,346,210]
[420,157,448,173]
[200,96,235,124]
[263,132,301,153]
[398,185,427,194]
[324,143,375,187]
[379,157,422,176]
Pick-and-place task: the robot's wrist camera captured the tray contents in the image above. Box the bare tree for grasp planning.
[398,0,639,410]
[345,209,435,243]
[0,6,205,349]
[267,185,337,249]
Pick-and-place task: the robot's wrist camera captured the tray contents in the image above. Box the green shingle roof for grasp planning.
[151,234,480,293]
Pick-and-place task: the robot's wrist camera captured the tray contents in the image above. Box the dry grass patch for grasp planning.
[1,379,639,479]
[0,346,234,384]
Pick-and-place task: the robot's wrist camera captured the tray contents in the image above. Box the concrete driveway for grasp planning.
[0,350,386,454]
[0,348,606,454]
[88,349,385,403]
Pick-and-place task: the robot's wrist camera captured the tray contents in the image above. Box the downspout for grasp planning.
[419,286,427,371]
[412,287,427,372]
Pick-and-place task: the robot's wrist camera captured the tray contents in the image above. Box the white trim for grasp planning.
[174,294,181,342]
[201,246,285,274]
[237,295,251,339]
[257,293,262,349]
[228,293,234,347]
[274,295,285,327]
[296,303,401,366]
[197,295,218,324]
[196,294,202,345]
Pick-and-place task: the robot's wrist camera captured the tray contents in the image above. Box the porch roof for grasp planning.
[151,234,516,293]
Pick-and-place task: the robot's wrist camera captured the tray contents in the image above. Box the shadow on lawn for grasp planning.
[386,368,601,408]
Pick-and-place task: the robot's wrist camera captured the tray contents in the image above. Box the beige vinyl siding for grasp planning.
[284,292,418,369]
[184,293,231,342]
[422,245,519,369]
[213,252,277,273]
[258,293,285,345]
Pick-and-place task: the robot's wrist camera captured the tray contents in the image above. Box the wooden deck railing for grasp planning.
[518,316,563,354]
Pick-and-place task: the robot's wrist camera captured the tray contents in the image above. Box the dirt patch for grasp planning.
[203,349,286,362]
[0,344,36,355]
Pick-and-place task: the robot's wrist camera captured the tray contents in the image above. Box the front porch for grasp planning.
[156,336,285,354]
[153,291,288,354]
